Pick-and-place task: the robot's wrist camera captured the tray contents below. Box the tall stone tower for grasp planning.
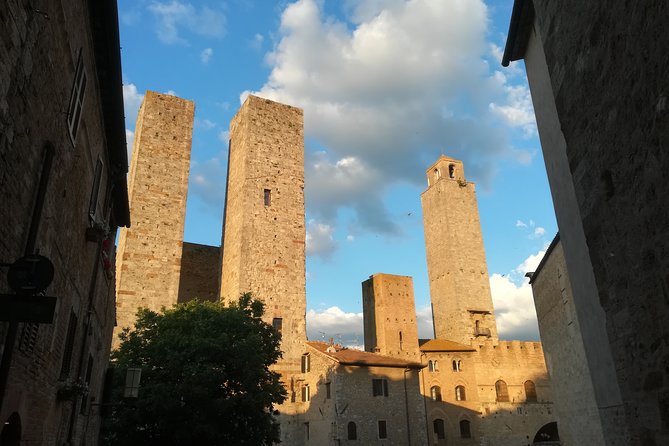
[362,273,420,359]
[114,91,194,344]
[219,95,306,372]
[420,156,498,345]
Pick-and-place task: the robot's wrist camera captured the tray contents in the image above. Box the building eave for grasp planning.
[501,0,535,67]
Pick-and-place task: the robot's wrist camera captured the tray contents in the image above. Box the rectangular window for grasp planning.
[88,157,103,224]
[67,50,87,144]
[301,353,310,373]
[302,384,310,402]
[80,355,94,414]
[372,378,388,397]
[378,420,387,439]
[60,311,78,379]
[304,422,310,440]
[325,382,331,399]
[272,317,282,334]
[263,188,271,206]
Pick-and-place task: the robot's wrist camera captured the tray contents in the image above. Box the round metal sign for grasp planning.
[7,255,55,295]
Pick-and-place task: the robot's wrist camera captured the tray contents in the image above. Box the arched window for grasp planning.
[452,359,462,371]
[434,168,441,180]
[524,380,537,402]
[301,353,310,373]
[495,380,509,402]
[347,421,357,440]
[433,418,446,440]
[428,360,438,372]
[399,331,403,350]
[430,386,442,402]
[459,419,471,438]
[448,164,455,178]
[455,385,466,401]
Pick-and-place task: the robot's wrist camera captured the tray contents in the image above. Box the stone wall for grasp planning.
[518,2,669,444]
[0,0,127,443]
[530,237,606,445]
[114,92,194,345]
[421,156,498,344]
[362,273,420,359]
[220,95,306,370]
[177,242,220,303]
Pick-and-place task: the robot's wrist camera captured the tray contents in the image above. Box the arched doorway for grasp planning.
[533,421,560,445]
[1,412,21,446]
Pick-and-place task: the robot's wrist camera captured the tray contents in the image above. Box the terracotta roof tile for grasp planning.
[307,341,424,369]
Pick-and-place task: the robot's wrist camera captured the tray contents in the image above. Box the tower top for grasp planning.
[425,155,466,187]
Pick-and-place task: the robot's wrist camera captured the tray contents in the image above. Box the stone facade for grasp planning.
[177,242,220,303]
[421,157,498,344]
[0,0,129,444]
[530,236,607,445]
[362,273,420,360]
[503,1,669,444]
[220,95,307,374]
[114,91,194,346]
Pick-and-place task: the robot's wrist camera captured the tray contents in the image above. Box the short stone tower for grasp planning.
[420,156,498,345]
[114,92,194,345]
[219,95,306,372]
[362,273,420,359]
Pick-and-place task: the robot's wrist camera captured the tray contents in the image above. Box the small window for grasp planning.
[325,382,331,399]
[67,50,87,144]
[434,168,441,180]
[301,353,310,373]
[433,419,446,440]
[264,188,271,206]
[399,331,403,350]
[430,386,442,402]
[272,318,282,334]
[372,378,389,397]
[302,384,310,402]
[524,380,537,402]
[347,421,357,440]
[455,385,466,401]
[378,420,388,439]
[452,359,462,372]
[429,360,439,372]
[80,355,94,414]
[88,158,104,225]
[448,164,455,178]
[60,311,78,379]
[495,380,509,402]
[304,422,309,440]
[459,420,471,439]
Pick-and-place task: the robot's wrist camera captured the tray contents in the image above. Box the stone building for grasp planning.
[502,1,669,444]
[0,0,129,444]
[116,94,558,445]
[529,235,607,445]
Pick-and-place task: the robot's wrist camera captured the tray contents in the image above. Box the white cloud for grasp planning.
[200,47,213,64]
[122,83,144,126]
[531,226,545,239]
[247,0,531,237]
[217,130,230,143]
[307,306,363,347]
[514,249,546,277]
[189,155,226,210]
[346,235,355,242]
[416,305,435,339]
[305,220,338,259]
[195,118,216,130]
[125,129,134,162]
[489,82,537,136]
[516,219,547,240]
[250,33,264,50]
[148,1,226,44]
[515,219,528,228]
[490,273,540,340]
[164,89,178,96]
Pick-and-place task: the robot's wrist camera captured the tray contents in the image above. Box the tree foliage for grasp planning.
[102,295,286,445]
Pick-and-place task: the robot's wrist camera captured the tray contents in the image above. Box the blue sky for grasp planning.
[118,0,557,346]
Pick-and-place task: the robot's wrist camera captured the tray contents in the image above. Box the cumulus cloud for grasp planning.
[307,306,364,347]
[195,118,216,130]
[245,0,532,239]
[306,220,338,259]
[122,83,144,126]
[125,129,134,162]
[489,248,548,340]
[200,47,213,63]
[148,1,226,44]
[416,305,435,339]
[489,81,537,136]
[516,219,547,240]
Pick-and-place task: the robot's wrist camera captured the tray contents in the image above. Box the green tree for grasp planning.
[102,295,286,445]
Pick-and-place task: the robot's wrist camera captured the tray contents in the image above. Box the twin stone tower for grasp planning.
[115,92,534,444]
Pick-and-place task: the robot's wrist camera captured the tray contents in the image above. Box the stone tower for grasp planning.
[219,95,306,372]
[114,91,194,344]
[362,273,420,359]
[420,156,498,345]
